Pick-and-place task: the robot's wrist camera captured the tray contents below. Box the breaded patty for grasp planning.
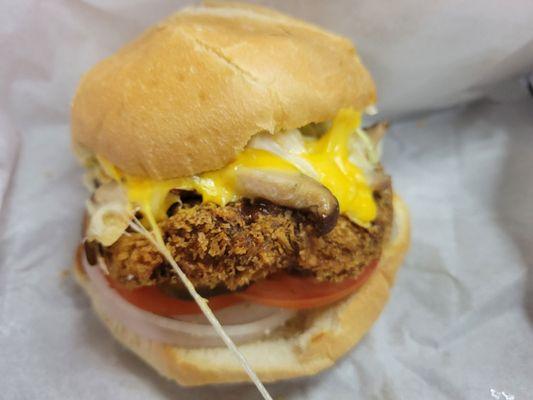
[103,186,393,292]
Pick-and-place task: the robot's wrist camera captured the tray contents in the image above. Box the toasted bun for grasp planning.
[71,1,376,179]
[73,195,409,386]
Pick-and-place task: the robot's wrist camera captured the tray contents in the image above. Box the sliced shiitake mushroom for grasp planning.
[364,121,389,146]
[83,239,102,266]
[234,168,339,235]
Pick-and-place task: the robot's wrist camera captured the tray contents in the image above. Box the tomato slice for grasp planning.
[108,280,242,317]
[106,260,378,315]
[236,260,378,309]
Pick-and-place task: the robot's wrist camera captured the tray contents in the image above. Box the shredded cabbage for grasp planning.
[247,130,318,178]
[248,126,383,185]
[86,182,132,246]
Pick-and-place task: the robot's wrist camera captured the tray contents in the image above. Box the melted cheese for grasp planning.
[100,108,377,230]
[304,109,376,223]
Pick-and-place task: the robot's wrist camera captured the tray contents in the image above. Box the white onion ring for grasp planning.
[82,254,295,347]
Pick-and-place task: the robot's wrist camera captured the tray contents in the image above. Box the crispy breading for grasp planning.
[296,187,392,281]
[104,187,393,291]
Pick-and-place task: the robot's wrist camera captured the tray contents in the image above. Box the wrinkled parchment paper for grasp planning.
[1,1,532,399]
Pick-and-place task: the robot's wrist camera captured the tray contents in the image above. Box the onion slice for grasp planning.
[82,254,296,347]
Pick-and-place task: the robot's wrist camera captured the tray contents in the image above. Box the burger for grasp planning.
[71,1,410,393]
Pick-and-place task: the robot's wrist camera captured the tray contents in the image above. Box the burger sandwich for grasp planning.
[71,1,410,396]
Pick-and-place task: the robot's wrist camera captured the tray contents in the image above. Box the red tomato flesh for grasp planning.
[108,280,241,317]
[108,260,378,315]
[236,260,378,309]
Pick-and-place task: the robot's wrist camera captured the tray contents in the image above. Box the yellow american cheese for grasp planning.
[99,109,377,232]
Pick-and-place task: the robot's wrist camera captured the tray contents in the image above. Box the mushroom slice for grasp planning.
[83,239,101,266]
[364,122,389,146]
[234,168,339,235]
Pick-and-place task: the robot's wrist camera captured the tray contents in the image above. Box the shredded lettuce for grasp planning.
[247,130,318,178]
[85,182,132,246]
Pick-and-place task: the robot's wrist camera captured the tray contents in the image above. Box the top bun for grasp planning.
[71,1,376,179]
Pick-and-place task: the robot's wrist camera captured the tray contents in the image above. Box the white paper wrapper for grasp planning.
[1,1,532,399]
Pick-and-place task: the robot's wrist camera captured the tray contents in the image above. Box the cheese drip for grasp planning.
[98,108,377,227]
[304,109,376,223]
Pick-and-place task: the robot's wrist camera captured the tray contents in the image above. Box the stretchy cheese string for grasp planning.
[129,202,273,400]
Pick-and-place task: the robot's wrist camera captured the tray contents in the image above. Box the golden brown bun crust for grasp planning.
[71,1,376,179]
[73,196,409,386]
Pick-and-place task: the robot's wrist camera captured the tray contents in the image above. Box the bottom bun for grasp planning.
[73,195,410,386]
